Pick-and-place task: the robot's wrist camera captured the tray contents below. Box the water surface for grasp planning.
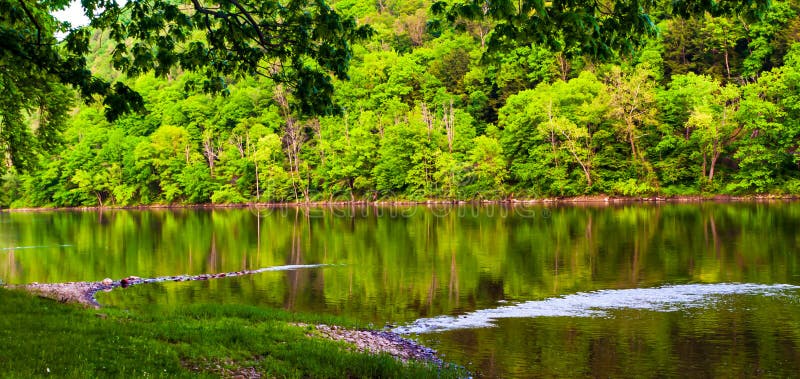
[2,204,800,377]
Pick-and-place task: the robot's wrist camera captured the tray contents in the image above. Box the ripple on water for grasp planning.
[393,283,800,334]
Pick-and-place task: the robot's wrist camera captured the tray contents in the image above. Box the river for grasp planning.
[2,203,800,377]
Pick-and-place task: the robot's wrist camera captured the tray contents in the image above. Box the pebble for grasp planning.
[314,324,443,364]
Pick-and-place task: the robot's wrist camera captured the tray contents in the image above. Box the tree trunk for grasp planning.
[254,159,260,200]
[709,150,721,182]
[443,99,455,153]
[628,128,638,163]
[557,53,569,81]
[702,151,708,179]
[203,136,218,177]
[570,149,592,187]
[551,129,559,168]
[547,102,559,167]
[421,102,434,136]
[724,49,731,79]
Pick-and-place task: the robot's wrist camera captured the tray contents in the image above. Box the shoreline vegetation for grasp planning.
[3,194,798,212]
[2,267,460,377]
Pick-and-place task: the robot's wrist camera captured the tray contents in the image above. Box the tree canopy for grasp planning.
[3,0,800,207]
[434,0,772,58]
[1,0,370,171]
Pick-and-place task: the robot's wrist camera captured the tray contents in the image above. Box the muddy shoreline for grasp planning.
[3,194,798,212]
[4,266,447,365]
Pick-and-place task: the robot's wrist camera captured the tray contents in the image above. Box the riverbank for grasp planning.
[4,266,451,370]
[3,194,798,212]
[0,287,464,378]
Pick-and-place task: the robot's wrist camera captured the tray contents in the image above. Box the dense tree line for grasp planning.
[2,0,800,207]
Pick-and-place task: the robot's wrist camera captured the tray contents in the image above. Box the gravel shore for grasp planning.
[8,281,109,307]
[313,324,442,363]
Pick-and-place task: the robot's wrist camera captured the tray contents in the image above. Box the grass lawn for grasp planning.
[0,288,463,378]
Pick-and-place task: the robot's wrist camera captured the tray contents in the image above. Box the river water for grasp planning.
[2,203,800,377]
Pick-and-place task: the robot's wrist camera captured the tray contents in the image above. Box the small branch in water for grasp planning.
[6,264,333,308]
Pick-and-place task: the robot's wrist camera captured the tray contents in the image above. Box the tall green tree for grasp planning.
[685,84,741,186]
[606,65,659,185]
[499,71,610,195]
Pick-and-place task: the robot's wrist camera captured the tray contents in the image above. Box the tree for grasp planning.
[23,0,370,115]
[686,84,742,185]
[656,72,719,189]
[0,71,72,172]
[700,14,745,79]
[741,1,799,79]
[465,134,506,197]
[730,48,799,193]
[1,0,370,177]
[606,65,658,183]
[316,112,378,200]
[499,71,609,195]
[93,0,371,114]
[1,1,77,172]
[253,132,293,202]
[434,0,771,59]
[1,0,144,126]
[137,124,195,203]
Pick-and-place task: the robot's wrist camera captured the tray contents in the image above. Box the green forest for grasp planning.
[2,0,800,207]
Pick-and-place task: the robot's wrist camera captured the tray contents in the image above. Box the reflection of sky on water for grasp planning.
[395,283,800,334]
[1,245,74,251]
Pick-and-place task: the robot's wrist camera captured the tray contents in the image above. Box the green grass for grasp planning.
[0,288,465,378]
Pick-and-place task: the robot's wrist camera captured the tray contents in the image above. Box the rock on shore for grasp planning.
[9,281,109,307]
[312,324,442,363]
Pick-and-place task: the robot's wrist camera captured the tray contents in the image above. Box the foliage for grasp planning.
[434,0,771,59]
[1,0,370,183]
[6,1,800,207]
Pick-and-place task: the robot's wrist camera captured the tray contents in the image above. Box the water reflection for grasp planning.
[2,204,800,307]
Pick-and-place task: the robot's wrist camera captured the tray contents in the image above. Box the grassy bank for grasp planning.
[0,288,461,378]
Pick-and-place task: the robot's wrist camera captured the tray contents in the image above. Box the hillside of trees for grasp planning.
[2,0,800,207]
